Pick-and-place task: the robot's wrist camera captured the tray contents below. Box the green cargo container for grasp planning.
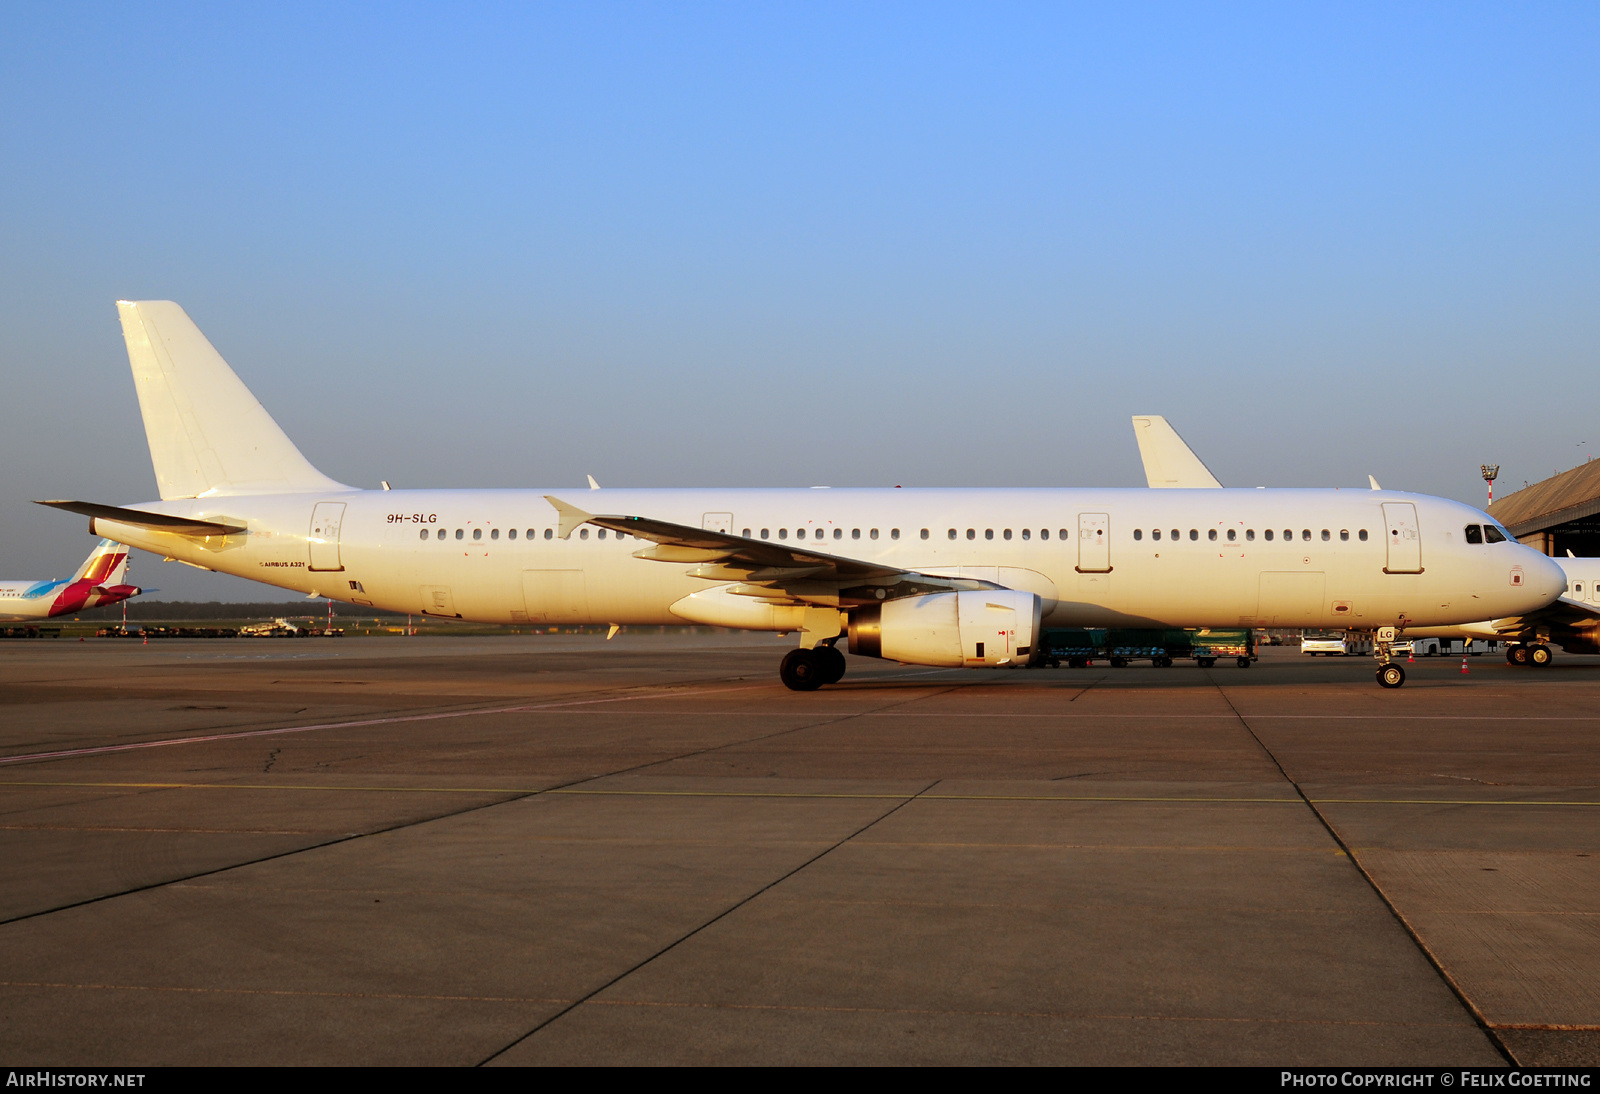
[1039,627,1256,668]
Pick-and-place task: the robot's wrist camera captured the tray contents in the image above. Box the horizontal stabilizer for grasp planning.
[35,500,246,537]
[1131,416,1223,488]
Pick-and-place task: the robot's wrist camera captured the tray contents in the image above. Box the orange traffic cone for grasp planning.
[1460,656,1469,675]
[1407,648,1415,663]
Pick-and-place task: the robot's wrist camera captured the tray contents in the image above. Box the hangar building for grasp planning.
[1488,462,1600,557]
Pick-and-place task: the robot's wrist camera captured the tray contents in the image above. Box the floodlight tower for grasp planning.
[1481,464,1500,506]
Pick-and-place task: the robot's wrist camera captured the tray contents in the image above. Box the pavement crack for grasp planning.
[477,778,942,1066]
[1209,680,1518,1067]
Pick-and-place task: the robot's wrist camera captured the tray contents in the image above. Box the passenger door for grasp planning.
[1076,513,1111,573]
[1381,502,1423,573]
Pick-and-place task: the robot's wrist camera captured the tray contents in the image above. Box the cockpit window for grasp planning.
[1464,525,1483,544]
[1484,525,1507,543]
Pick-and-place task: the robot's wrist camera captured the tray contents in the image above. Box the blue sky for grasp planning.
[2,3,1596,599]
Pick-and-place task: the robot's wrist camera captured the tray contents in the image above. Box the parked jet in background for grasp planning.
[1406,552,1600,666]
[0,540,141,621]
[35,301,1567,689]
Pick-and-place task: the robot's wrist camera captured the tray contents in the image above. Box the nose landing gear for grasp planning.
[1373,626,1407,688]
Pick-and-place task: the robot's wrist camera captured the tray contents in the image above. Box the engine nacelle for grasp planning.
[848,589,1042,667]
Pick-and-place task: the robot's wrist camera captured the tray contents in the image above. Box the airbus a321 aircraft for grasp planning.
[1131,415,1600,670]
[0,540,141,621]
[36,301,1564,689]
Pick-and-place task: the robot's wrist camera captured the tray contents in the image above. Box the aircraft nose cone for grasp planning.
[1525,551,1568,605]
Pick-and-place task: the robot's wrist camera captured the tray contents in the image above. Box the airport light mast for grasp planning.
[1482,464,1499,506]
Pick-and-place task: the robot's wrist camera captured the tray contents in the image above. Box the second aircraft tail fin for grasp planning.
[1131,416,1224,489]
[116,300,350,499]
[72,540,130,585]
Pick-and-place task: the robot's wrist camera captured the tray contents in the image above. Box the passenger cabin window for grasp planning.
[1340,529,1349,541]
[1484,526,1507,543]
[1264,529,1274,541]
[985,529,994,540]
[743,528,751,537]
[948,528,958,539]
[1465,525,1483,544]
[473,528,483,541]
[871,529,880,540]
[1134,529,1143,541]
[1170,529,1179,541]
[1041,529,1050,540]
[835,528,843,539]
[1208,529,1217,541]
[579,529,589,539]
[1152,529,1161,541]
[854,529,863,540]
[891,529,901,540]
[1321,529,1330,541]
[1246,529,1255,541]
[1576,583,1585,595]
[1020,529,1029,540]
[921,529,930,540]
[1302,529,1311,541]
[419,529,428,541]
[544,528,553,540]
[778,528,788,540]
[597,529,607,539]
[1227,529,1236,541]
[1359,529,1369,541]
[761,529,770,539]
[1189,529,1198,541]
[1282,529,1291,541]
[1003,529,1011,540]
[455,529,464,540]
[491,528,500,540]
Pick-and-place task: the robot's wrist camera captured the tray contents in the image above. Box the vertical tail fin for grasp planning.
[1131,416,1224,488]
[73,540,129,585]
[116,300,349,499]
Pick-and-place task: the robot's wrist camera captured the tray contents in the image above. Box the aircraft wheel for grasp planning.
[1530,644,1554,667]
[817,645,847,684]
[1237,656,1252,668]
[1509,645,1531,666]
[1377,664,1406,688]
[780,649,824,691]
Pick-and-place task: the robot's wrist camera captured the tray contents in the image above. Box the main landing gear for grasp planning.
[779,644,847,692]
[1506,643,1553,667]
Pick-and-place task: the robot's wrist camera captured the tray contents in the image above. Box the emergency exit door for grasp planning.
[1076,513,1111,573]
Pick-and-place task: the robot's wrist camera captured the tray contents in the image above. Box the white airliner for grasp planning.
[1130,415,1600,669]
[36,302,1564,689]
[0,540,141,622]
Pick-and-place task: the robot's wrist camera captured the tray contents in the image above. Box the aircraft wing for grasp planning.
[544,496,997,606]
[1489,595,1600,636]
